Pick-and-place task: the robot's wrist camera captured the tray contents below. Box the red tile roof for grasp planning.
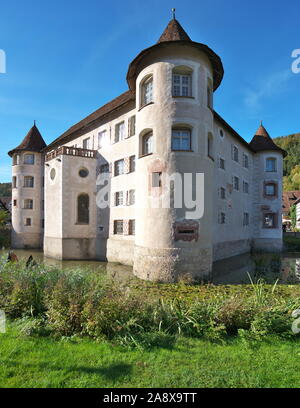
[282,191,300,214]
[157,18,191,43]
[8,124,47,157]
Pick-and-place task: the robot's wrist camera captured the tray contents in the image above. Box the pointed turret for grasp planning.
[249,122,286,156]
[157,18,191,43]
[8,123,47,157]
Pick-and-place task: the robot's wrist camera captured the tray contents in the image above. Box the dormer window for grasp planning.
[141,75,153,107]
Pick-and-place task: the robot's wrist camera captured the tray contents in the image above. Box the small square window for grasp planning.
[24,176,34,188]
[25,218,31,226]
[219,158,225,170]
[220,187,226,199]
[265,183,276,196]
[172,129,191,151]
[233,176,239,191]
[266,158,276,172]
[114,159,124,176]
[24,199,33,210]
[114,220,123,235]
[115,191,123,206]
[24,154,35,165]
[263,213,277,228]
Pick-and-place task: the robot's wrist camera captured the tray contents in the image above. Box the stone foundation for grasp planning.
[44,237,96,260]
[252,238,283,253]
[133,245,212,282]
[213,239,251,262]
[11,231,43,250]
[106,238,134,265]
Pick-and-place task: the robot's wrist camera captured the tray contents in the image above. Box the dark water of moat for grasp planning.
[1,249,300,285]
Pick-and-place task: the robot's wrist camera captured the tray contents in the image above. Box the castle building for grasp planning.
[8,17,286,282]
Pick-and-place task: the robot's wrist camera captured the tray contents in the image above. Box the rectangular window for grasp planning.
[98,130,107,148]
[207,86,213,109]
[172,74,192,97]
[129,155,136,172]
[243,212,249,226]
[25,218,32,226]
[128,116,136,137]
[83,138,91,150]
[152,172,162,188]
[263,213,277,228]
[243,153,249,168]
[24,199,33,210]
[172,129,191,151]
[13,200,17,207]
[219,212,226,224]
[24,154,35,165]
[142,77,153,106]
[142,132,153,156]
[220,187,226,199]
[100,164,109,173]
[266,158,276,172]
[232,145,239,162]
[114,159,124,176]
[115,122,125,143]
[127,190,135,206]
[233,176,239,191]
[24,176,34,188]
[129,220,135,236]
[243,181,249,194]
[114,220,123,235]
[115,191,124,206]
[219,157,225,170]
[12,176,17,188]
[265,183,277,196]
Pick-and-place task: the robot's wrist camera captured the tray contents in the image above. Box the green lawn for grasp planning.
[1,321,300,388]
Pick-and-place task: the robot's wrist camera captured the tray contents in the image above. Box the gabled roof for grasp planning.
[44,90,135,152]
[283,191,300,212]
[157,18,191,43]
[8,124,47,157]
[249,123,287,156]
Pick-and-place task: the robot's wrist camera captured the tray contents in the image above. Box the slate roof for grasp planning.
[249,124,287,156]
[8,124,47,157]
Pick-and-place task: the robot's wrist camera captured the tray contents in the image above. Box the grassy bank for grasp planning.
[1,320,300,388]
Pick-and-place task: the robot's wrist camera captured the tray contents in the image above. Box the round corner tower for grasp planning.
[127,17,224,282]
[8,123,47,249]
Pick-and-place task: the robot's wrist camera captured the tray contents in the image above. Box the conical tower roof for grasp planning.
[249,123,287,156]
[157,18,191,43]
[8,123,47,157]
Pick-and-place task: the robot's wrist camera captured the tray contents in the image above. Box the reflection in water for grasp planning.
[2,249,300,285]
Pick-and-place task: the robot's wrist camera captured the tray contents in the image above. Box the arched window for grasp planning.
[141,75,153,107]
[77,194,89,224]
[172,66,192,97]
[142,132,153,156]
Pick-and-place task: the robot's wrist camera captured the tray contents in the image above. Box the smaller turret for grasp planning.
[8,123,47,249]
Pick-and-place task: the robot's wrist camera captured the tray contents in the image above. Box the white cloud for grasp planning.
[244,69,291,111]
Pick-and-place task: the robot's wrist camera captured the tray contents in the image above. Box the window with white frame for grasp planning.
[141,76,153,107]
[98,130,108,148]
[266,158,277,172]
[233,176,239,191]
[115,122,125,143]
[127,189,135,206]
[115,191,124,206]
[24,199,33,209]
[171,129,191,151]
[232,145,239,162]
[243,153,249,168]
[128,115,136,137]
[24,176,34,188]
[142,132,153,156]
[83,138,91,150]
[24,154,35,165]
[114,159,125,176]
[172,74,192,97]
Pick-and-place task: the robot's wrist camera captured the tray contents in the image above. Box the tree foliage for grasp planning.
[0,183,11,197]
[273,133,300,191]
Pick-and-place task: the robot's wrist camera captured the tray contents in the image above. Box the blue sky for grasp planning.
[0,0,299,182]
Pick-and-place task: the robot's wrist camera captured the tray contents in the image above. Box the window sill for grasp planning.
[139,153,153,159]
[172,95,194,99]
[75,223,90,226]
[171,149,193,153]
[138,101,154,112]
